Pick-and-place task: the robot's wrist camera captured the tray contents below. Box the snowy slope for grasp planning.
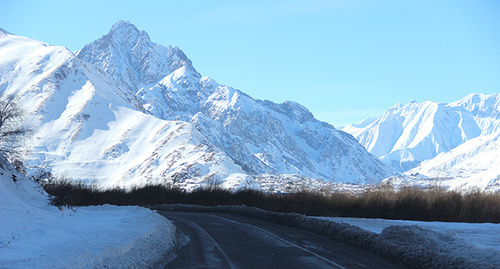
[0,26,254,190]
[343,94,500,172]
[76,21,393,183]
[0,153,178,268]
[388,131,500,192]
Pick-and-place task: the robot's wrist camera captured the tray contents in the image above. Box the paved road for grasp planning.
[158,211,402,269]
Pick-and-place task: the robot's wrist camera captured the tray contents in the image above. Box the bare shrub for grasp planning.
[42,180,500,223]
[0,94,32,168]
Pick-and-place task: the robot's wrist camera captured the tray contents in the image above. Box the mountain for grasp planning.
[76,21,192,96]
[385,131,500,192]
[0,21,393,189]
[78,21,394,183]
[343,94,500,172]
[0,26,250,190]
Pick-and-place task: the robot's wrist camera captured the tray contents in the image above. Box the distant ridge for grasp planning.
[343,93,500,172]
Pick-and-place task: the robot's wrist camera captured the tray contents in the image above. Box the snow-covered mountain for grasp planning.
[76,21,193,99]
[0,21,393,190]
[76,21,394,183]
[0,26,251,190]
[385,131,500,192]
[414,131,500,191]
[343,94,500,172]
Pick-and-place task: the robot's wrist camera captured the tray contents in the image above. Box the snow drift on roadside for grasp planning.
[0,154,178,268]
[318,216,500,268]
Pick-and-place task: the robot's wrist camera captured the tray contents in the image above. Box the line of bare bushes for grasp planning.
[42,181,500,223]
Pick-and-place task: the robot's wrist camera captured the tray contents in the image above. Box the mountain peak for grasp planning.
[451,92,500,118]
[77,21,193,90]
[389,102,403,111]
[344,93,500,173]
[110,20,138,32]
[104,20,151,49]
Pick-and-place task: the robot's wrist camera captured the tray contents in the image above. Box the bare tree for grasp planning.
[0,94,31,169]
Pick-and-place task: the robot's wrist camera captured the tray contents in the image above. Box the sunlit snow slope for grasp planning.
[343,94,500,172]
[392,131,500,192]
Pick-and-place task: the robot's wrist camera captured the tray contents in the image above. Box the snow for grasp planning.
[344,93,500,192]
[317,216,500,251]
[344,93,500,173]
[1,21,395,191]
[77,21,393,184]
[220,173,261,191]
[317,216,500,266]
[0,27,253,191]
[4,20,497,193]
[393,131,500,192]
[0,154,179,268]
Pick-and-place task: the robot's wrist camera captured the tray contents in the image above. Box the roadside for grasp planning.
[158,211,402,268]
[151,204,500,268]
[316,216,500,251]
[0,155,180,268]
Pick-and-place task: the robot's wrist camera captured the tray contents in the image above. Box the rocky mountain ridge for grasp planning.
[0,21,394,189]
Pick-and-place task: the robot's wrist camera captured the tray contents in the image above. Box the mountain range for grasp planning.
[0,21,393,190]
[2,21,498,192]
[343,93,500,172]
[401,131,500,192]
[343,93,500,191]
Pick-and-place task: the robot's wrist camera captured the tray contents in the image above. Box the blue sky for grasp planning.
[1,0,499,127]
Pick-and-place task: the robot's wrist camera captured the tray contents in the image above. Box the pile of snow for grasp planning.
[0,154,178,268]
[317,217,500,251]
[317,216,500,267]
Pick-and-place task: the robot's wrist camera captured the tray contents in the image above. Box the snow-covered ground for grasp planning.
[0,154,179,268]
[317,216,500,262]
[255,174,368,194]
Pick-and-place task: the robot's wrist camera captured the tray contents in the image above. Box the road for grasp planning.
[158,211,402,269]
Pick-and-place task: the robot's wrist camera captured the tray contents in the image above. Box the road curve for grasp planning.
[158,211,402,269]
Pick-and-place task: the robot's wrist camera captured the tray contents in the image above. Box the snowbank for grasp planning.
[316,217,500,251]
[317,217,500,268]
[0,155,179,268]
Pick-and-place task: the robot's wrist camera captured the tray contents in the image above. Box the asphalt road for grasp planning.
[158,211,402,269]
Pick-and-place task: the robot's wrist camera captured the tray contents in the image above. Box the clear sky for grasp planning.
[1,0,499,127]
